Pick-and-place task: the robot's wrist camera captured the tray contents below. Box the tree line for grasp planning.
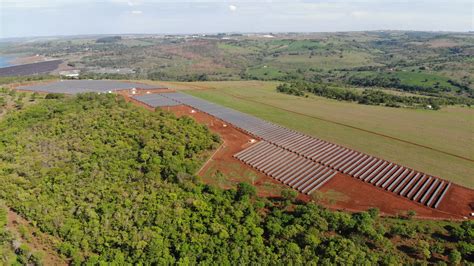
[347,74,473,97]
[276,81,474,109]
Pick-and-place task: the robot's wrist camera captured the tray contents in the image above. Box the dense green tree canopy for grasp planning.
[0,93,471,265]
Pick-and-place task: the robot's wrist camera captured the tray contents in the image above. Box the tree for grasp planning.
[236,182,256,199]
[45,93,65,99]
[30,92,39,102]
[417,240,431,260]
[448,249,462,265]
[281,189,298,202]
[407,210,416,219]
[368,208,380,219]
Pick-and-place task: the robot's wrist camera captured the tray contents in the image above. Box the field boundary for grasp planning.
[196,141,226,175]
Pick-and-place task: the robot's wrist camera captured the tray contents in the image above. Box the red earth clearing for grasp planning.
[122,90,473,220]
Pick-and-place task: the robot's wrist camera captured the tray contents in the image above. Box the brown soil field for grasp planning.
[11,55,47,65]
[436,184,474,218]
[317,173,471,219]
[125,91,473,220]
[166,104,291,198]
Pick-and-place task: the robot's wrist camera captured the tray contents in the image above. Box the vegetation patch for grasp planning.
[276,81,474,109]
[0,91,472,264]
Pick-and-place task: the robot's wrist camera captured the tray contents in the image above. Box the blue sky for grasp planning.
[0,0,472,38]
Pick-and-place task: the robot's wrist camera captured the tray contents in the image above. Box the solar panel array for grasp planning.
[157,92,451,208]
[159,92,289,134]
[133,94,180,107]
[0,60,62,77]
[17,80,159,94]
[234,141,337,195]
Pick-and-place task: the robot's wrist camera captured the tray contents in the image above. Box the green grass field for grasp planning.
[160,80,474,188]
[353,71,459,91]
[273,51,377,70]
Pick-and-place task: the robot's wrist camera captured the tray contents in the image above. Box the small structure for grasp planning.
[59,70,80,79]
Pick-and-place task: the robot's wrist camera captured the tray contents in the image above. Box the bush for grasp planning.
[45,93,65,99]
[237,182,256,199]
[281,189,298,202]
[448,249,462,265]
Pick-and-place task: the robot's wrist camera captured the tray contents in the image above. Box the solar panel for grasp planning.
[133,94,180,107]
[17,80,160,94]
[158,92,450,208]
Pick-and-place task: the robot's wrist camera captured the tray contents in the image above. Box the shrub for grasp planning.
[45,93,65,99]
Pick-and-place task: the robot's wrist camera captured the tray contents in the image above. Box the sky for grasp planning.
[0,0,473,38]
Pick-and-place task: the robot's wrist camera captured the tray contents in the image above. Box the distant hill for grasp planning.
[96,36,122,43]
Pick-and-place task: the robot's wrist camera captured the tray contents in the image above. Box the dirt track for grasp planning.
[165,104,290,198]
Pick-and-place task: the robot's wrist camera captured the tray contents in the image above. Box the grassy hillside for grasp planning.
[3,32,472,90]
[162,81,474,188]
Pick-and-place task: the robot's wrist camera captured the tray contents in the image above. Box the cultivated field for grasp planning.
[159,80,474,188]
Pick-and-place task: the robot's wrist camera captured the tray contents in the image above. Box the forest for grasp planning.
[0,93,472,264]
[276,81,474,109]
[346,73,473,96]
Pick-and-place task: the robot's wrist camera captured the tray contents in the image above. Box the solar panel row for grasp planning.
[234,141,337,194]
[133,94,180,107]
[0,60,62,77]
[153,92,450,207]
[17,80,159,94]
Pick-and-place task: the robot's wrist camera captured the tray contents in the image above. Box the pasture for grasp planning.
[160,80,474,188]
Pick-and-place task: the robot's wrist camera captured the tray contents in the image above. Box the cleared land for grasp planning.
[130,90,472,218]
[158,81,474,188]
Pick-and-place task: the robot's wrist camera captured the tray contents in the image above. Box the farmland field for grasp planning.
[159,80,474,188]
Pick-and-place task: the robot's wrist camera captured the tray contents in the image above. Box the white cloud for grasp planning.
[228,5,237,12]
[131,10,143,14]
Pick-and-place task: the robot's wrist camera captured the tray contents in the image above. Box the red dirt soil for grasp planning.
[436,184,474,218]
[118,91,474,220]
[165,104,289,199]
[319,173,472,219]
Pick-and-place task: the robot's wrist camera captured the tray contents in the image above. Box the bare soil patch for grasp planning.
[11,55,47,65]
[317,173,471,219]
[6,209,67,266]
[124,90,474,220]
